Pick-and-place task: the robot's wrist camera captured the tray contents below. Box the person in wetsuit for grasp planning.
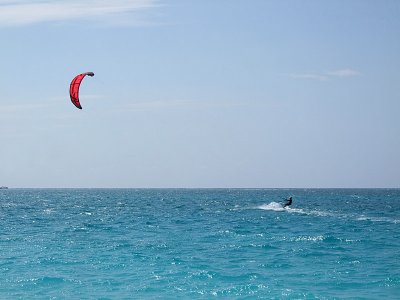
[283,196,293,208]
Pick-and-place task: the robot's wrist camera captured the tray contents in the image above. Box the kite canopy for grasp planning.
[69,72,95,109]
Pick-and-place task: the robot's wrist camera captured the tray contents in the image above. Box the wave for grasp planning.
[257,202,286,212]
[256,202,399,224]
[356,216,399,224]
[257,202,308,214]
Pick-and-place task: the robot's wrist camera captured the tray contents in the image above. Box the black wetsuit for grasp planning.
[283,197,292,208]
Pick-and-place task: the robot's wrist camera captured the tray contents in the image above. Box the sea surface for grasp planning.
[0,189,399,299]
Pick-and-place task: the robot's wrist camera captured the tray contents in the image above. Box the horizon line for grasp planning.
[2,187,399,190]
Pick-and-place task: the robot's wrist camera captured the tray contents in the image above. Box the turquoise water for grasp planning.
[1,189,399,299]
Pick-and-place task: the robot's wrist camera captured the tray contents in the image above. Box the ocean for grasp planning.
[0,189,399,299]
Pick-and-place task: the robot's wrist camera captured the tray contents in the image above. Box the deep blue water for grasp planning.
[1,189,399,299]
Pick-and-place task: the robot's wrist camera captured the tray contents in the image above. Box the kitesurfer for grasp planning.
[282,196,293,208]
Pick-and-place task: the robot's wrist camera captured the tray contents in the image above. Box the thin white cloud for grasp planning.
[114,99,246,112]
[289,68,362,81]
[0,103,52,114]
[326,68,362,77]
[0,0,159,27]
[289,73,328,81]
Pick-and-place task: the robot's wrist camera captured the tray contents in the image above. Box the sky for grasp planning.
[1,0,399,188]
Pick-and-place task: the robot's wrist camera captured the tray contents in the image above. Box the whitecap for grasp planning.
[356,216,399,224]
[257,202,285,212]
[285,207,307,214]
[43,208,54,214]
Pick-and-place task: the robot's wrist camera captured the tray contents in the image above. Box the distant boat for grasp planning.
[0,186,8,189]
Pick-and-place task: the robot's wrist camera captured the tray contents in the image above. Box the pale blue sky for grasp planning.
[1,0,399,188]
